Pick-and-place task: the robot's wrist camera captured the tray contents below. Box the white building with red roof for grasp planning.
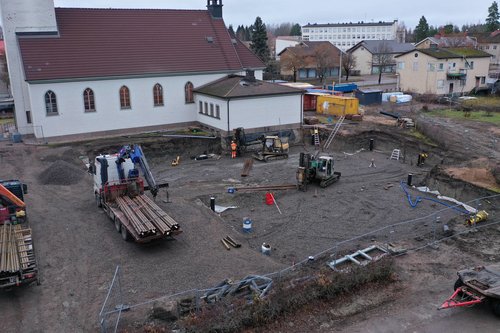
[0,0,302,140]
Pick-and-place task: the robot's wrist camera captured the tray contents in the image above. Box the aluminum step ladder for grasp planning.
[313,127,320,146]
[327,245,388,271]
[390,149,401,160]
[323,116,345,150]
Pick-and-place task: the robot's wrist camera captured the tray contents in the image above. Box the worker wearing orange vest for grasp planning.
[231,141,237,158]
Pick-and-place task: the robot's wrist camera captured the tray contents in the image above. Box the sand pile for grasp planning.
[39,160,84,185]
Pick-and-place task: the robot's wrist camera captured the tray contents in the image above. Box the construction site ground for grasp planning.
[0,105,499,333]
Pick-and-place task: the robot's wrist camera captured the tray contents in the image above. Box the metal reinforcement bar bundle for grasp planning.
[0,224,20,273]
[137,195,180,232]
[133,195,172,236]
[116,196,157,237]
[235,184,297,192]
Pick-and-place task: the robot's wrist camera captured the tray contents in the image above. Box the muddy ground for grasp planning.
[0,106,498,333]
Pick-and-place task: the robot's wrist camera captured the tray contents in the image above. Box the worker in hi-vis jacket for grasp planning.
[231,141,237,158]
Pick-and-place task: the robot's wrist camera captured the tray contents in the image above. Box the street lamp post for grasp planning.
[338,50,343,84]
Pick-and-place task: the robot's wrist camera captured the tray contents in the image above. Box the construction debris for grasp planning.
[415,186,478,214]
[203,275,273,303]
[397,117,415,128]
[224,235,241,248]
[221,238,231,250]
[220,236,241,250]
[241,158,254,177]
[343,148,365,157]
[214,205,237,214]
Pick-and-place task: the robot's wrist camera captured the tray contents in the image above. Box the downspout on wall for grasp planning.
[226,98,230,137]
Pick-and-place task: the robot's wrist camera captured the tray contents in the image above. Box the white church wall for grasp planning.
[28,73,227,138]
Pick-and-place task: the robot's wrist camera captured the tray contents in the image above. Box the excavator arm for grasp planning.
[0,183,25,209]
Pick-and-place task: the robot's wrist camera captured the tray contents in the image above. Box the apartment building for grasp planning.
[302,20,402,51]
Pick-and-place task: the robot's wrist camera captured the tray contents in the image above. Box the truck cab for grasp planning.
[0,179,28,224]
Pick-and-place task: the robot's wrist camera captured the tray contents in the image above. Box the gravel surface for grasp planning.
[0,107,498,332]
[38,159,84,185]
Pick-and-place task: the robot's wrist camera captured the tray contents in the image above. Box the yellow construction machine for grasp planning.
[253,136,289,162]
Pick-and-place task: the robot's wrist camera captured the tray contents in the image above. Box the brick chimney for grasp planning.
[207,0,223,19]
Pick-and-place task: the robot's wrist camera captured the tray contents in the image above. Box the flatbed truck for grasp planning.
[91,145,181,243]
[0,180,39,289]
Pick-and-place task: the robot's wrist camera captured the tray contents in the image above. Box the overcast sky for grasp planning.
[54,0,492,30]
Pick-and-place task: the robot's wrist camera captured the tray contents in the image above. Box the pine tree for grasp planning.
[414,16,430,42]
[228,24,235,36]
[443,24,454,34]
[245,26,252,41]
[486,1,500,32]
[290,24,302,36]
[236,25,245,40]
[250,17,271,63]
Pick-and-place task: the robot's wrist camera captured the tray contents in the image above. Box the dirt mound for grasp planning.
[39,160,84,185]
[445,167,498,190]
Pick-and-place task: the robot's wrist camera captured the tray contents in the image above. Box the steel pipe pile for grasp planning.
[137,195,180,231]
[133,196,172,236]
[116,196,157,237]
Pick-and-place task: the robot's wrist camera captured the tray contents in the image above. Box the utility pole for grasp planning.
[338,50,343,84]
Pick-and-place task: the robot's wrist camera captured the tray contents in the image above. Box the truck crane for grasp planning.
[91,144,180,243]
[116,145,164,198]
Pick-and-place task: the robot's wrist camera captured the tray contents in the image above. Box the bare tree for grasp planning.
[0,52,9,92]
[268,22,293,36]
[372,42,394,84]
[314,43,337,85]
[342,52,357,82]
[444,36,472,47]
[280,50,305,82]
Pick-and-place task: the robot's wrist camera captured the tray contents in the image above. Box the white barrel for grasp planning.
[261,243,271,255]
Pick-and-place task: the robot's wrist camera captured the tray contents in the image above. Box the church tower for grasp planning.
[0,0,58,135]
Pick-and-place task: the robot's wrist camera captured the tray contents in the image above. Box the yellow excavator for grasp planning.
[252,136,289,162]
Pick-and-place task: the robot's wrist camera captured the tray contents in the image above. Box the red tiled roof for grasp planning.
[18,8,264,82]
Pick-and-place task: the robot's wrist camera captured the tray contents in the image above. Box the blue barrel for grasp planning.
[242,217,252,232]
[12,133,22,143]
[227,187,235,194]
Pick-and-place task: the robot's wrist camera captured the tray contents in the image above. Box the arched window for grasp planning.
[153,83,164,106]
[184,81,194,103]
[45,90,58,115]
[83,88,96,112]
[119,86,131,109]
